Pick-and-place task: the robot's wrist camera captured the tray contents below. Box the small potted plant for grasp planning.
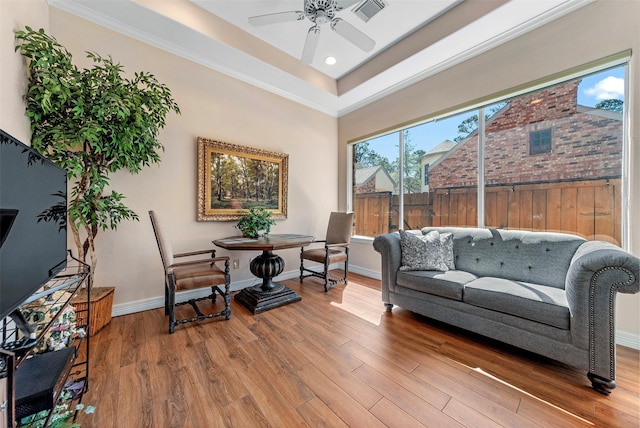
[235,208,276,238]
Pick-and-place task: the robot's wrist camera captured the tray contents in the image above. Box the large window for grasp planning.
[350,65,627,246]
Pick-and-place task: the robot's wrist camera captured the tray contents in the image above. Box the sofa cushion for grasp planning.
[463,277,570,329]
[399,230,449,271]
[421,227,585,289]
[397,270,477,301]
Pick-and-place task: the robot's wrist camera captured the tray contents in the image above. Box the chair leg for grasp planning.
[299,248,304,282]
[323,256,330,292]
[164,280,170,316]
[343,248,350,284]
[168,276,177,334]
[224,283,231,320]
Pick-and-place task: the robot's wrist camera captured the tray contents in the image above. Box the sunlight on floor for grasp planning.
[472,367,595,426]
[330,282,385,325]
[330,279,598,426]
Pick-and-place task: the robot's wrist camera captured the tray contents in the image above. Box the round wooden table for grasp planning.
[213,234,314,314]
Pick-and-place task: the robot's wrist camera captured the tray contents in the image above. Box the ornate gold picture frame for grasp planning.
[197,137,288,221]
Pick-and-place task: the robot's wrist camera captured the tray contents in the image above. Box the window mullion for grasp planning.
[478,107,485,228]
[398,130,404,230]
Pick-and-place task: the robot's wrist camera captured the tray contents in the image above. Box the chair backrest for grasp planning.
[149,210,174,269]
[325,212,354,245]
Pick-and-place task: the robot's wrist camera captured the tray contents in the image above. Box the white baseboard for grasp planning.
[111,264,640,351]
[349,264,381,280]
[616,330,640,350]
[111,266,316,317]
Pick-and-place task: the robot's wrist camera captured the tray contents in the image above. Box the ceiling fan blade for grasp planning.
[248,11,305,27]
[301,26,321,65]
[336,0,360,9]
[331,18,375,52]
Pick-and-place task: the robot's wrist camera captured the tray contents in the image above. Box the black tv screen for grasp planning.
[0,129,67,321]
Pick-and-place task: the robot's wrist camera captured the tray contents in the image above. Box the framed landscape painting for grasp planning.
[197,137,288,221]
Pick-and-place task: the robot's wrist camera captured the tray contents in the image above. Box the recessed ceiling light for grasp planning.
[324,56,337,65]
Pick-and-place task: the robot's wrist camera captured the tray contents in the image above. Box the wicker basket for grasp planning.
[72,286,115,336]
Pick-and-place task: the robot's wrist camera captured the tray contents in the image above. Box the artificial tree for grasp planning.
[15,27,180,289]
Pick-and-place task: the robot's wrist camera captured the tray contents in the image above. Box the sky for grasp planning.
[366,66,625,161]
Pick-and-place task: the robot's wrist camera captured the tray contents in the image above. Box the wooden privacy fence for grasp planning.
[354,178,622,245]
[353,191,392,238]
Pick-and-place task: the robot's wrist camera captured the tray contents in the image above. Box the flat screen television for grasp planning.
[0,129,67,322]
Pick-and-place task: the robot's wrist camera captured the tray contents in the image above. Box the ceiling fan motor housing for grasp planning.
[249,0,375,64]
[305,0,339,24]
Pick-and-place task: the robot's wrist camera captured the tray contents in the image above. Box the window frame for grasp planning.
[529,128,552,155]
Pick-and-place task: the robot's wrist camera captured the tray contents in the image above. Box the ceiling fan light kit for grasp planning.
[249,0,379,64]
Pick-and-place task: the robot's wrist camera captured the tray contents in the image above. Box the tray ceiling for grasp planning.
[49,0,593,116]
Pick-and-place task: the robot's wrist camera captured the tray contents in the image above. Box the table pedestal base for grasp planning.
[234,249,301,314]
[234,283,301,314]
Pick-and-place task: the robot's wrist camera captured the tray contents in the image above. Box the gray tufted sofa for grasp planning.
[373,227,639,394]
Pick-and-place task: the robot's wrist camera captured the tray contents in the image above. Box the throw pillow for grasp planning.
[439,232,456,270]
[399,230,449,271]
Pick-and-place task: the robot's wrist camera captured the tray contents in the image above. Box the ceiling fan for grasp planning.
[248,0,376,64]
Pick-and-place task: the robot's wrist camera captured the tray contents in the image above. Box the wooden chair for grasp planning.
[149,211,231,333]
[300,212,354,292]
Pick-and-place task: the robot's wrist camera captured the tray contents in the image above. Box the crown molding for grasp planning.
[49,0,594,118]
[335,0,595,116]
[48,0,340,116]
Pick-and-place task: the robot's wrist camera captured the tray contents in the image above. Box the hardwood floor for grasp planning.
[78,273,640,427]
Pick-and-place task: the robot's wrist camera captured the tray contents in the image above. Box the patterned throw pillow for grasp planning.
[399,230,450,271]
[439,232,455,270]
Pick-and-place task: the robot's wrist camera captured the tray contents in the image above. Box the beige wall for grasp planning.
[51,9,338,308]
[340,1,640,341]
[2,6,338,310]
[0,0,48,141]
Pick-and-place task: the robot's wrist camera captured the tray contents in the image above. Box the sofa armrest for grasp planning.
[373,232,402,303]
[565,240,639,380]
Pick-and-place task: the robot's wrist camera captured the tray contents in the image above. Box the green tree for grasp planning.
[15,27,180,283]
[221,156,240,199]
[354,134,427,194]
[354,141,384,167]
[455,115,480,142]
[212,153,223,202]
[402,130,425,194]
[354,141,398,192]
[454,103,507,142]
[595,99,623,113]
[264,162,278,203]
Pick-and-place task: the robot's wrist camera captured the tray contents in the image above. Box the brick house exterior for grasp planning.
[419,140,456,193]
[429,81,623,189]
[354,165,396,194]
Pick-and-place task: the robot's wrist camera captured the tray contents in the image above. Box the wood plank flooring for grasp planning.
[78,273,640,427]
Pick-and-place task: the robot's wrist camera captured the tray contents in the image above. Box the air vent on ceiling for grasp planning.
[353,0,386,23]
